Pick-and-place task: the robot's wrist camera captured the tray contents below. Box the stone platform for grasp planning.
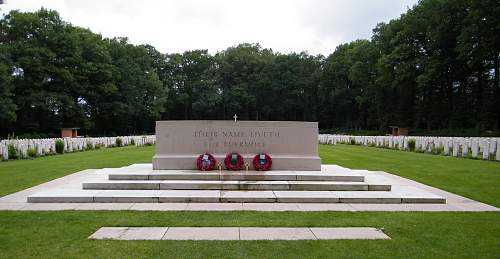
[25,164,445,204]
[1,164,498,211]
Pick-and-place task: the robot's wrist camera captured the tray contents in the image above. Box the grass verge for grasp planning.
[0,211,498,258]
[319,144,500,207]
[0,145,154,197]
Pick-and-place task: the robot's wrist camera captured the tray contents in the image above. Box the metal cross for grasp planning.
[233,114,238,122]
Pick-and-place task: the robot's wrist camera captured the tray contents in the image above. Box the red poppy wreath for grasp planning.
[196,153,216,171]
[224,152,244,171]
[253,153,272,171]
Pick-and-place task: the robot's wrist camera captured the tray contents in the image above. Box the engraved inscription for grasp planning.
[193,129,280,152]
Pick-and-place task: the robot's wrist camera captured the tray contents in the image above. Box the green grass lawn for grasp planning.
[0,211,498,258]
[0,145,154,197]
[320,144,500,207]
[0,144,499,258]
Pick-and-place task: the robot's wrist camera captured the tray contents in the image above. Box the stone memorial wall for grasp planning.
[153,120,321,170]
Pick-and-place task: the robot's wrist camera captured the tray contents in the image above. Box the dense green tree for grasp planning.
[215,43,273,120]
[271,52,322,121]
[0,9,166,136]
[1,0,499,137]
[320,40,380,130]
[0,44,16,124]
[1,9,77,134]
[102,38,165,134]
[165,50,219,120]
[456,0,500,129]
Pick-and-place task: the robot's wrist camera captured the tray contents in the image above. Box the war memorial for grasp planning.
[12,120,450,204]
[1,0,499,255]
[1,120,497,243]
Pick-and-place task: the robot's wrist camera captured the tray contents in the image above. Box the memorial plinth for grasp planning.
[152,120,321,170]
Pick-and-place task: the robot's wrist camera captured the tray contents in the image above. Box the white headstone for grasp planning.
[1,143,7,160]
[452,140,459,157]
[496,140,500,161]
[471,139,478,158]
[443,139,450,155]
[482,139,490,160]
[490,139,497,155]
[461,139,468,157]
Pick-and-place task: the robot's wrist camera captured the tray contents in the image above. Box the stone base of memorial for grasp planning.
[152,121,321,171]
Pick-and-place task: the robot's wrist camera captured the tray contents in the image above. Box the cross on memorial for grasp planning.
[233,114,238,122]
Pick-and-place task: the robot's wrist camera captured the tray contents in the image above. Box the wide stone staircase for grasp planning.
[27,164,446,204]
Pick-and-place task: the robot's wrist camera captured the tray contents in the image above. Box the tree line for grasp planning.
[0,0,499,138]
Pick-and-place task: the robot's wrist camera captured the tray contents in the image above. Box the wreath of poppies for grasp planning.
[224,152,244,171]
[196,153,217,171]
[253,153,272,171]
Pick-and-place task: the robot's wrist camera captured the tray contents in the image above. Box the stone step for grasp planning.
[27,190,446,204]
[108,171,365,182]
[82,180,391,191]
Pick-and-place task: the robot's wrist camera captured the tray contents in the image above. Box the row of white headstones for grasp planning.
[0,135,156,161]
[319,134,500,161]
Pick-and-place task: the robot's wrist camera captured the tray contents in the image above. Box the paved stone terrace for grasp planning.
[0,164,498,211]
[89,227,391,240]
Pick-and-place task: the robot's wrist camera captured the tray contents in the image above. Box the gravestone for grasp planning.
[1,143,7,160]
[496,140,500,161]
[153,120,321,170]
[443,140,450,155]
[482,139,490,160]
[461,139,468,157]
[471,139,478,158]
[452,140,459,157]
[490,139,497,156]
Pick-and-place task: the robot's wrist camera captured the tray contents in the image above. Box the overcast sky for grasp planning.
[1,0,418,55]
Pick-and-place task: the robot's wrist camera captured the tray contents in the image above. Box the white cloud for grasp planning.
[1,0,417,55]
